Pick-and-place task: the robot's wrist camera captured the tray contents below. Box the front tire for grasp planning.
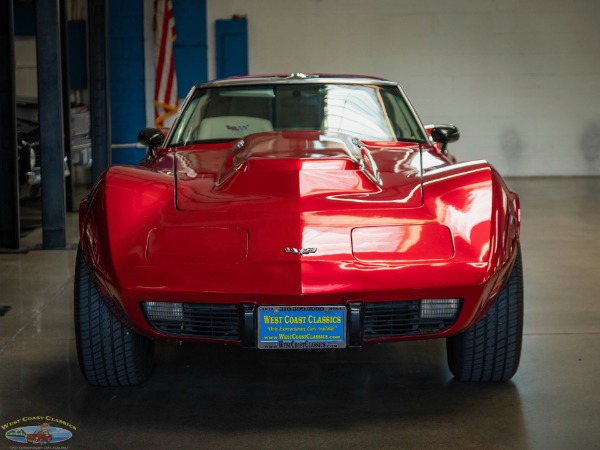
[446,246,524,382]
[75,246,154,386]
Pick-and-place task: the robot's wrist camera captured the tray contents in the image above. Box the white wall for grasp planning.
[207,0,600,176]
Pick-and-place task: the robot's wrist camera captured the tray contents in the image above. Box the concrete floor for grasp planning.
[0,177,599,449]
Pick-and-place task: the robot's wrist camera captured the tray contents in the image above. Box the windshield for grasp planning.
[168,83,426,147]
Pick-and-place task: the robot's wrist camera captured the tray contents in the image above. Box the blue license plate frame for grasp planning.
[257,305,347,349]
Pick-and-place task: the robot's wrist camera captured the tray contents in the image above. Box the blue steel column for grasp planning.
[0,0,21,251]
[36,0,67,249]
[88,0,111,183]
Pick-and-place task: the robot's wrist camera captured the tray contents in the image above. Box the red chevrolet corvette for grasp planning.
[75,74,522,386]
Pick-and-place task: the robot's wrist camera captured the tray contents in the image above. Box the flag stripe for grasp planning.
[154,0,178,127]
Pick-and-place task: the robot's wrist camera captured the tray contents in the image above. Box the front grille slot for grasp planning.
[363,300,461,338]
[143,299,460,341]
[143,302,240,340]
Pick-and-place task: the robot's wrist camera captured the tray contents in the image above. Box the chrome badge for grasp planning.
[284,247,317,255]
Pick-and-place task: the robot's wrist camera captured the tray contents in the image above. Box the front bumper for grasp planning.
[139,298,464,347]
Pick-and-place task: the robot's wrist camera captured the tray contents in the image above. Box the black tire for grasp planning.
[446,245,524,382]
[75,246,154,386]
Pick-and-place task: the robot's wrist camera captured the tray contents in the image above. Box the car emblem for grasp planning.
[284,247,317,255]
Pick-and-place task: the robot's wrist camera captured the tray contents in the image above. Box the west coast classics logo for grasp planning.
[2,416,76,446]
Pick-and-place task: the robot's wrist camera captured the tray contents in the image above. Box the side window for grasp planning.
[168,95,204,146]
[381,92,410,138]
[381,88,422,141]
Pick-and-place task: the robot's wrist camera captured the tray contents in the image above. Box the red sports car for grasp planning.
[75,74,522,386]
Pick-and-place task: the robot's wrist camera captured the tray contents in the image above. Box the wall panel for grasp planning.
[207,0,600,176]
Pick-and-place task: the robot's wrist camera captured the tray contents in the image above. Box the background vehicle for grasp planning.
[17,117,43,199]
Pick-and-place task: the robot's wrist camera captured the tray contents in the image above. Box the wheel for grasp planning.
[446,245,524,382]
[75,245,154,386]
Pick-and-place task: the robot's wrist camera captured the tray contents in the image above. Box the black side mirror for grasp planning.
[138,127,165,148]
[425,124,460,153]
[137,128,165,162]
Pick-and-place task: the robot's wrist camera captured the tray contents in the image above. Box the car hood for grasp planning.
[175,131,424,211]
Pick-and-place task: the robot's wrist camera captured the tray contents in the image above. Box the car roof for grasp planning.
[196,73,398,88]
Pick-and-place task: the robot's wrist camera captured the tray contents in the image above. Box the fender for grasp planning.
[80,164,176,315]
[421,159,520,327]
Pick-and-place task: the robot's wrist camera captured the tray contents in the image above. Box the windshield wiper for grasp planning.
[395,136,429,145]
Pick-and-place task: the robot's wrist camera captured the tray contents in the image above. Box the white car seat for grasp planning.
[196,116,273,140]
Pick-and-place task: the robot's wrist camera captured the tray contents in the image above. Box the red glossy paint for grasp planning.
[351,224,454,261]
[79,75,520,346]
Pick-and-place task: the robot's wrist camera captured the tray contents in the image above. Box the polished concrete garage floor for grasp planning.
[1,178,599,449]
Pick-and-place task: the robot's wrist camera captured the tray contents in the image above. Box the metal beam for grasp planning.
[36,0,67,249]
[0,0,21,251]
[59,0,74,212]
[88,0,111,183]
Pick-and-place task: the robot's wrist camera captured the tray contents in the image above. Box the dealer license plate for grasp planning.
[257,305,347,349]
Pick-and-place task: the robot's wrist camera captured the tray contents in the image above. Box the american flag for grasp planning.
[153,0,178,127]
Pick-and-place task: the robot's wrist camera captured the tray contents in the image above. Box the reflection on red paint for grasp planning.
[352,225,454,261]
